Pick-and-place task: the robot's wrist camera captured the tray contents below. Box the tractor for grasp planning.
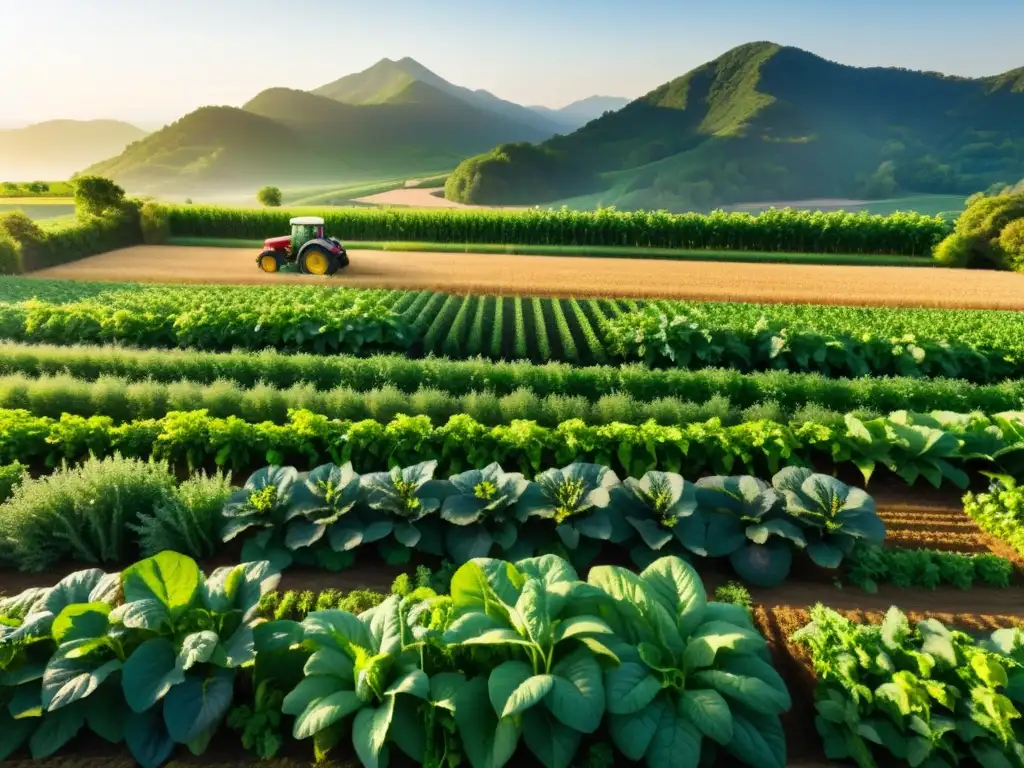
[256,216,350,275]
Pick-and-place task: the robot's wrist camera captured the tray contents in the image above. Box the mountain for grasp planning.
[85,78,552,193]
[313,57,565,135]
[445,42,1024,210]
[0,120,146,181]
[528,96,631,130]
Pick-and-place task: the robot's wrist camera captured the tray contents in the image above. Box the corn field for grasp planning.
[164,204,952,255]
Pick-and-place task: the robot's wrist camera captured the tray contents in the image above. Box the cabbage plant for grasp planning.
[772,467,885,569]
[443,555,613,768]
[517,462,624,565]
[221,466,299,568]
[440,463,532,562]
[587,557,790,768]
[359,460,452,563]
[618,471,705,566]
[695,476,805,587]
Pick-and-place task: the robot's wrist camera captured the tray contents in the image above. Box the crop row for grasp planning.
[2,341,1022,416]
[3,285,1023,381]
[160,202,952,255]
[964,480,1024,559]
[793,605,1024,768]
[1,406,1021,488]
[0,550,794,768]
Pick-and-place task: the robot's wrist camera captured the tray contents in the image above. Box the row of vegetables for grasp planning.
[1,406,1021,489]
[224,460,886,587]
[3,280,1024,381]
[2,551,1022,768]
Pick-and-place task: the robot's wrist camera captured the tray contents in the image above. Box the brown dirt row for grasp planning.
[28,245,1024,309]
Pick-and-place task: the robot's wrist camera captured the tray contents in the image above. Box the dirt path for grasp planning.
[28,245,1024,308]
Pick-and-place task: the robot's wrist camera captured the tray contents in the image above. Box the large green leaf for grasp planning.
[293,689,362,739]
[122,637,185,713]
[0,710,33,761]
[177,631,219,672]
[522,707,582,768]
[679,688,733,744]
[41,647,122,711]
[84,684,127,743]
[450,561,514,622]
[283,675,347,716]
[302,609,372,652]
[455,676,521,768]
[124,704,175,768]
[163,669,235,744]
[608,695,668,761]
[604,661,661,715]
[682,620,767,672]
[352,696,395,768]
[546,648,604,734]
[640,556,707,636]
[29,704,86,758]
[645,700,702,768]
[726,705,787,768]
[122,551,201,628]
[692,655,791,715]
[51,603,111,644]
[489,660,533,715]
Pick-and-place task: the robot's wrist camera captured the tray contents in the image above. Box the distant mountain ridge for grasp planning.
[445,42,1024,210]
[528,96,631,127]
[84,57,627,193]
[0,119,146,181]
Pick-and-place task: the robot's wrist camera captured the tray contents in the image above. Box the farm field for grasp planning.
[27,244,1024,308]
[2,198,1024,768]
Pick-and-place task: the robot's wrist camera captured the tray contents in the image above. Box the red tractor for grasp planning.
[256,216,350,275]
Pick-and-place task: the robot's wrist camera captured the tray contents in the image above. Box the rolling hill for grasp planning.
[84,65,555,194]
[0,120,146,181]
[445,42,1024,210]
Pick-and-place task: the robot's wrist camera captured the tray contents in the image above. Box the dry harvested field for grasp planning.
[28,244,1024,308]
[354,185,528,209]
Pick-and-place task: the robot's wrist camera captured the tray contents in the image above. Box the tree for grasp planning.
[73,175,125,216]
[26,182,49,194]
[257,186,282,207]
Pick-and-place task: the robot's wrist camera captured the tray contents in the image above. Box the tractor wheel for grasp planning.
[257,250,282,273]
[299,247,338,276]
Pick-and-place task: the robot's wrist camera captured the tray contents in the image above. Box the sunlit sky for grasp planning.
[3,0,1023,127]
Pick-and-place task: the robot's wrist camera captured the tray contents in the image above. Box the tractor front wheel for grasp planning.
[299,247,338,276]
[257,250,282,273]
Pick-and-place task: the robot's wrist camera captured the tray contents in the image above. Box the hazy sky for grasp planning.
[3,0,1023,126]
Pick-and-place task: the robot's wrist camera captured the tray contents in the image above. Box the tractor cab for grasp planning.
[256,215,350,275]
[289,216,325,252]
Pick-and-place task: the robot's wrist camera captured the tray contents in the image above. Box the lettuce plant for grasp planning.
[443,555,613,768]
[772,467,885,569]
[695,475,804,587]
[440,463,532,562]
[586,556,790,768]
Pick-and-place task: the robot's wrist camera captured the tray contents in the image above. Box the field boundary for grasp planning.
[165,236,935,267]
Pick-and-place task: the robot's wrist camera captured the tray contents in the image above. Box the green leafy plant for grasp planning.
[695,475,802,587]
[617,470,704,567]
[440,462,532,562]
[772,467,886,569]
[965,480,1024,558]
[714,581,753,609]
[588,556,791,768]
[793,605,1024,768]
[443,555,614,768]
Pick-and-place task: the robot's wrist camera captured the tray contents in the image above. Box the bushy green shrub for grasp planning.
[0,461,26,503]
[129,470,233,558]
[937,192,1024,270]
[139,200,171,244]
[0,231,21,275]
[0,454,177,570]
[72,175,125,216]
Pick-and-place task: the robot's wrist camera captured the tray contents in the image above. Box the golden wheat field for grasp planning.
[28,245,1024,308]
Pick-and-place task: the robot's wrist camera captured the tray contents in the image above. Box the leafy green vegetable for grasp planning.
[441,463,532,562]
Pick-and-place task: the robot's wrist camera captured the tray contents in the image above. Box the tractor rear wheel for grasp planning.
[257,250,282,273]
[299,247,338,276]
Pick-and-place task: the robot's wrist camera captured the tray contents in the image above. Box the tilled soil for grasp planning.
[27,245,1024,309]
